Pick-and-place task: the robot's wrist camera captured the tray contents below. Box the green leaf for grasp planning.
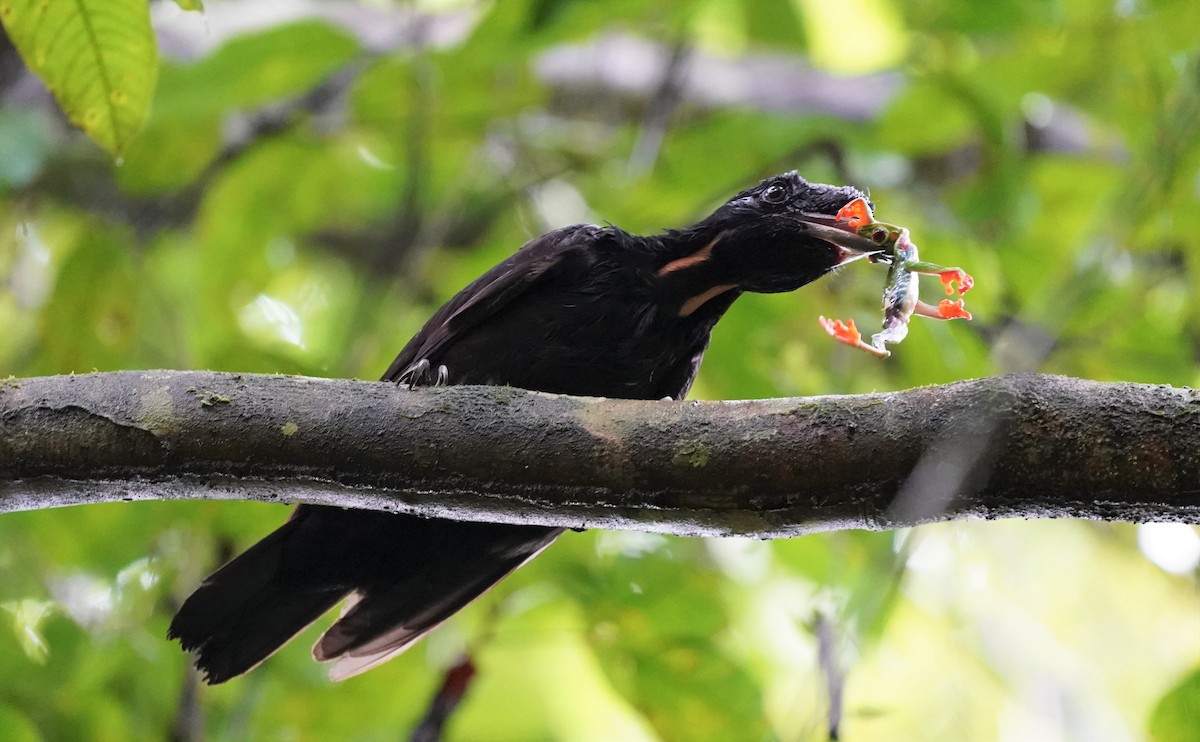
[153,20,360,120]
[1149,666,1200,742]
[170,0,203,11]
[0,0,158,156]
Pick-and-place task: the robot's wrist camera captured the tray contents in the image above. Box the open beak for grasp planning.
[791,217,887,265]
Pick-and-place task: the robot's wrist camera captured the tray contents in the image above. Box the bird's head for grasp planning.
[685,171,883,294]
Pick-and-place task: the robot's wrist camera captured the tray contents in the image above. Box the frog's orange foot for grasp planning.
[819,315,863,345]
[835,198,873,230]
[938,269,974,295]
[937,299,972,320]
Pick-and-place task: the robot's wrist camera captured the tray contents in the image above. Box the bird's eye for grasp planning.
[762,183,788,204]
[871,228,888,243]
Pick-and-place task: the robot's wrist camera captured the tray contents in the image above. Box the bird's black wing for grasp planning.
[170,225,600,683]
[382,224,602,383]
[655,347,707,401]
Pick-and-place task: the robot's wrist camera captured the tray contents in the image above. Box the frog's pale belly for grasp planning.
[873,270,919,349]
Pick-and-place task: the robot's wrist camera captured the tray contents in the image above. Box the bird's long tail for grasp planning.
[169,506,561,683]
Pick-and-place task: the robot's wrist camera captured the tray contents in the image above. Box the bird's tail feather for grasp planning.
[168,517,348,684]
[170,507,561,683]
[316,533,559,680]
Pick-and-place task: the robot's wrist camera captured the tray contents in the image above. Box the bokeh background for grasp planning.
[1,1,1199,740]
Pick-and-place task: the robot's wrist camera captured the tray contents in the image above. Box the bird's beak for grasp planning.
[791,217,886,265]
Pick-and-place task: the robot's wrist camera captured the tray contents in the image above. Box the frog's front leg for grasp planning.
[902,260,974,295]
[818,316,890,357]
[913,299,972,321]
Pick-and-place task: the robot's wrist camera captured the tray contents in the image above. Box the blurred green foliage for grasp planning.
[1,0,1198,740]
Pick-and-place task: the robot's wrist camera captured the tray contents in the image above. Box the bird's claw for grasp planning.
[401,359,430,390]
[399,359,450,389]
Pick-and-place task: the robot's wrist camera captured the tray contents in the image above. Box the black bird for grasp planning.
[169,171,880,683]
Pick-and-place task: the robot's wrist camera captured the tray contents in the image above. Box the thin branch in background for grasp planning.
[169,665,203,742]
[699,138,850,219]
[408,655,477,742]
[768,138,852,186]
[386,14,437,273]
[814,610,844,741]
[17,55,374,245]
[166,535,239,742]
[0,20,26,95]
[627,38,692,177]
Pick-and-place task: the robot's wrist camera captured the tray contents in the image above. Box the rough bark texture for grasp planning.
[0,371,1196,537]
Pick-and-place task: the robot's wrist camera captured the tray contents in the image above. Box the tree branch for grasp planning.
[1,371,1196,537]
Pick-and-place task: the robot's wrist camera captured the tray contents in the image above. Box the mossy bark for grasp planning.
[1,371,1196,537]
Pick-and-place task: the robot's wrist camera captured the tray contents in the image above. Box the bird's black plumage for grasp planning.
[169,171,876,682]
